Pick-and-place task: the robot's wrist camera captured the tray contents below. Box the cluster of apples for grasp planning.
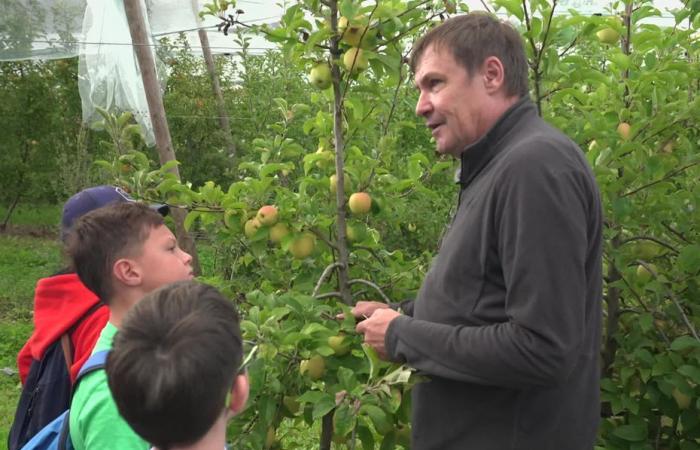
[308,15,376,90]
[244,205,316,259]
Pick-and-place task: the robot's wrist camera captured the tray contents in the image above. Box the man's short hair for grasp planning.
[409,12,529,98]
[106,281,243,449]
[65,202,165,303]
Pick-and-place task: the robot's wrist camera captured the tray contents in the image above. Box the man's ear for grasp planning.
[113,258,142,287]
[481,56,506,94]
[228,373,250,416]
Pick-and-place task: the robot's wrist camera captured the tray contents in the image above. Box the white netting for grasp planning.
[0,0,683,143]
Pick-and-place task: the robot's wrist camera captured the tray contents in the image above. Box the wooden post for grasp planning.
[123,0,201,274]
[191,0,237,160]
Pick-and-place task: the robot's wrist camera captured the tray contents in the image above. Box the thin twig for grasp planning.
[621,162,699,197]
[348,279,392,303]
[619,236,679,255]
[315,291,343,300]
[309,226,339,251]
[668,293,700,341]
[313,262,343,297]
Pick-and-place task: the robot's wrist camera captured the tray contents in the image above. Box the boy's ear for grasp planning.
[113,258,143,287]
[228,373,250,416]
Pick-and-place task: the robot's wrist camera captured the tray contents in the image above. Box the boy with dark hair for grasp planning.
[66,201,193,450]
[10,186,167,450]
[106,280,248,450]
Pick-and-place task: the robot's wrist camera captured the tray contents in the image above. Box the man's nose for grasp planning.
[415,92,431,117]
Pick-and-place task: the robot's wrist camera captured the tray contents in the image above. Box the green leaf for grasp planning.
[297,391,325,404]
[362,343,381,380]
[312,395,336,420]
[677,245,700,274]
[356,425,375,450]
[612,423,647,442]
[333,403,356,437]
[494,0,524,21]
[678,365,700,384]
[183,211,199,231]
[671,336,700,352]
[379,430,397,450]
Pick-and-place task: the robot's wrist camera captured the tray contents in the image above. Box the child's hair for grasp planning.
[65,202,164,303]
[106,280,243,449]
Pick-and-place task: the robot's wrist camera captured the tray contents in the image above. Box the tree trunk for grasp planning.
[123,0,201,274]
[329,0,352,306]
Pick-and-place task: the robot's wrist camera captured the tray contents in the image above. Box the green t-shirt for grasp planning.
[69,322,149,450]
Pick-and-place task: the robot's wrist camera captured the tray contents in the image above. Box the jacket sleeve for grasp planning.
[385,150,593,389]
[389,299,414,317]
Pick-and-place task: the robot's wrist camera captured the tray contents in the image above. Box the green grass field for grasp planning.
[0,233,62,445]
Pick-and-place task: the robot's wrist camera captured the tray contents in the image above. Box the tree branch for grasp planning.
[313,262,343,297]
[348,278,392,303]
[621,162,699,197]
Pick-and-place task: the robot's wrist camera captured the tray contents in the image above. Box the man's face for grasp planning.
[132,224,193,293]
[414,45,490,156]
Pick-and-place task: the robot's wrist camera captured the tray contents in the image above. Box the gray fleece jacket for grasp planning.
[385,97,603,450]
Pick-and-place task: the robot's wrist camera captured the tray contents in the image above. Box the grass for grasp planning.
[0,203,62,231]
[0,233,61,445]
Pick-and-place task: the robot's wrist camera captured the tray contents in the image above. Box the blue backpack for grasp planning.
[9,304,102,450]
[17,350,109,450]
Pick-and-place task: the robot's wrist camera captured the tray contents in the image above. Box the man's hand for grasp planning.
[355,308,401,360]
[337,300,390,320]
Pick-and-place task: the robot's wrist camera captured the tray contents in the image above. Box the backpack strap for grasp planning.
[76,350,109,383]
[59,302,105,375]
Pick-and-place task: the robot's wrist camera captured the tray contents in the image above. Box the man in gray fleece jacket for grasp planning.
[354,13,603,450]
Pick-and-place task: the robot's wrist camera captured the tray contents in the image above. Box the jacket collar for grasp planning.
[457,96,536,187]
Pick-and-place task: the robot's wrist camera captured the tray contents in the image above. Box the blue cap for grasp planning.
[60,186,169,241]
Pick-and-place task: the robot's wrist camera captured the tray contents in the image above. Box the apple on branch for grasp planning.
[309,63,331,90]
[256,205,279,226]
[348,192,372,215]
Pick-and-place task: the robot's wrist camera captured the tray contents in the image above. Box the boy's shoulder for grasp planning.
[69,367,147,450]
[69,323,148,450]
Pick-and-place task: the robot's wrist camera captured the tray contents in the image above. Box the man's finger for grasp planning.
[356,320,368,334]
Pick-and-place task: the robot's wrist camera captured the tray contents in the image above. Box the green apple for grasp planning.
[307,355,326,380]
[327,335,350,356]
[315,147,334,169]
[244,218,261,238]
[282,395,300,416]
[636,263,656,283]
[289,233,315,259]
[309,63,331,90]
[348,192,372,215]
[596,28,620,45]
[256,205,279,226]
[635,241,661,260]
[343,47,368,74]
[342,23,368,47]
[338,16,349,33]
[269,223,289,243]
